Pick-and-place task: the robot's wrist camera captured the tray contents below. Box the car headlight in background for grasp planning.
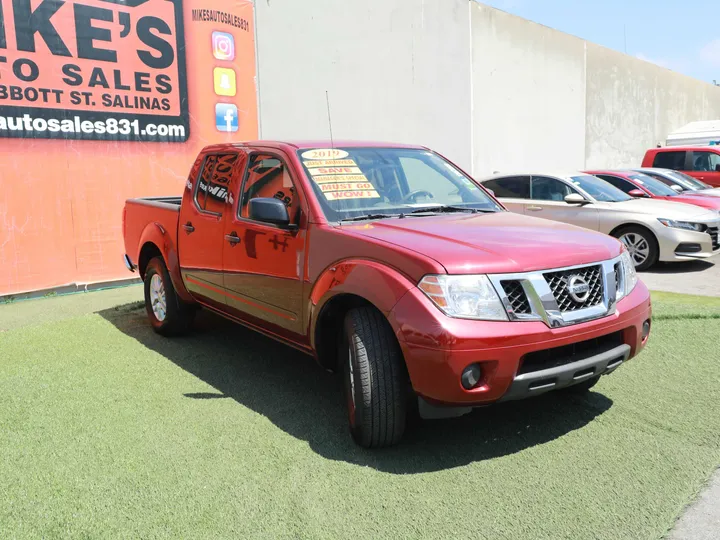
[616,250,639,301]
[657,218,703,232]
[418,275,508,321]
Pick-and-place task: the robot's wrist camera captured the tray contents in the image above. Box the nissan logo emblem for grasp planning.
[567,275,591,303]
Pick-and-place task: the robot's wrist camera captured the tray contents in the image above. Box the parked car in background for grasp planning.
[642,146,720,187]
[634,167,720,197]
[123,142,653,448]
[587,170,720,212]
[479,172,720,270]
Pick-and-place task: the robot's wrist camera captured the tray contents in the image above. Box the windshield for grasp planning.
[662,170,711,190]
[296,147,503,221]
[626,173,679,197]
[570,175,632,202]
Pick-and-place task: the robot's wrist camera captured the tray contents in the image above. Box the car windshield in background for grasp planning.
[627,173,678,196]
[296,148,503,221]
[665,170,711,190]
[570,175,632,202]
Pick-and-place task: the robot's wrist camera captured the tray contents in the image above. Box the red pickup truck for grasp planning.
[123,141,652,448]
[642,146,720,187]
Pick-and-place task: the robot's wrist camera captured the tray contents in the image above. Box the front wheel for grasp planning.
[342,307,408,448]
[144,256,196,336]
[613,226,659,271]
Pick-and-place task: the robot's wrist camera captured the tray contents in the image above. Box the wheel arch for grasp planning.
[137,222,193,303]
[609,222,659,245]
[309,259,416,371]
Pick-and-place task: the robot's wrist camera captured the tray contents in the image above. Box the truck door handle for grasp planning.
[527,206,543,211]
[225,232,241,246]
[183,222,195,234]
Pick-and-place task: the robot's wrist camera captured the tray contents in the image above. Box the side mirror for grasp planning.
[485,188,495,196]
[248,197,295,228]
[671,184,683,193]
[564,193,588,205]
[628,189,648,198]
[715,164,720,172]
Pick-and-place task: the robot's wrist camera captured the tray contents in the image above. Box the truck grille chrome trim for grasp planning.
[491,256,622,328]
[544,265,603,312]
[499,280,532,315]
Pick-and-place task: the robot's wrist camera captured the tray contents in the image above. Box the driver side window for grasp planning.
[531,176,575,201]
[240,154,299,223]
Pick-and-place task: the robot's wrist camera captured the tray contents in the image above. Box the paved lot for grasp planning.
[639,259,720,297]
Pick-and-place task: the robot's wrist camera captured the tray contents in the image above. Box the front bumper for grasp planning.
[657,226,720,262]
[388,280,651,407]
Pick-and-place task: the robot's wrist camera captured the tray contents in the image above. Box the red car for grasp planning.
[587,170,720,211]
[642,146,720,187]
[123,141,652,448]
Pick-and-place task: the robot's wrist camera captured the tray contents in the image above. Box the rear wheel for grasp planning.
[144,257,196,336]
[342,307,408,448]
[613,226,658,271]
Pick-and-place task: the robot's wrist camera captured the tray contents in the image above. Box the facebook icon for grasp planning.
[215,103,239,132]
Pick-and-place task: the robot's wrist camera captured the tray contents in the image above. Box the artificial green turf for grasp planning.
[0,288,719,539]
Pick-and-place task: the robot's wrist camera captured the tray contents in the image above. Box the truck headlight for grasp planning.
[657,218,703,232]
[616,250,638,300]
[418,275,508,321]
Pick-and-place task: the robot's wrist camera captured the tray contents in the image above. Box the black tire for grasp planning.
[612,226,659,271]
[342,307,408,448]
[144,257,196,337]
[562,375,601,394]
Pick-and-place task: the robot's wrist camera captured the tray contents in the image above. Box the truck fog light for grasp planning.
[642,320,651,340]
[461,364,482,390]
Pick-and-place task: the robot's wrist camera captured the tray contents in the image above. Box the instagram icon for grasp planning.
[212,31,235,61]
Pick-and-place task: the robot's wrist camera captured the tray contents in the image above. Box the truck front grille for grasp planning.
[708,226,719,250]
[500,280,531,315]
[543,265,604,312]
[518,331,624,375]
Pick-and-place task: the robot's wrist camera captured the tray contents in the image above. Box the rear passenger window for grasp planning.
[241,154,299,222]
[483,177,530,198]
[531,176,574,201]
[653,151,686,171]
[596,175,635,195]
[195,153,239,215]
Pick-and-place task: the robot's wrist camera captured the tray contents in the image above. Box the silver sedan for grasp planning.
[479,172,720,270]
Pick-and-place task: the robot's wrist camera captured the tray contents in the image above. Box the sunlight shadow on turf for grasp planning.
[99,304,614,474]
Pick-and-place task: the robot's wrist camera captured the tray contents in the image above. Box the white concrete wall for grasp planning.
[585,44,720,168]
[470,3,587,177]
[253,0,473,171]
[254,0,720,177]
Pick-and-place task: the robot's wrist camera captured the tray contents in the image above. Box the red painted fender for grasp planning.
[137,222,193,303]
[308,259,416,349]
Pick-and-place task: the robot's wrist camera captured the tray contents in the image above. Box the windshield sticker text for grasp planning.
[301,149,349,160]
[303,159,357,168]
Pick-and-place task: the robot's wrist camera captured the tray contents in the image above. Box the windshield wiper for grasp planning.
[407,205,492,215]
[340,213,399,223]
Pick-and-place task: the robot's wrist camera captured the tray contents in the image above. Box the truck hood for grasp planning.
[343,211,622,275]
[609,198,719,221]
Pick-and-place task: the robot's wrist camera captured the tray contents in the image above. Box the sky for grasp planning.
[480,0,720,84]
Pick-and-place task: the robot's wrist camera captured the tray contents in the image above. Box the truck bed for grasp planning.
[123,196,182,271]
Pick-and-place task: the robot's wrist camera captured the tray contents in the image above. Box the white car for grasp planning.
[479,172,720,270]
